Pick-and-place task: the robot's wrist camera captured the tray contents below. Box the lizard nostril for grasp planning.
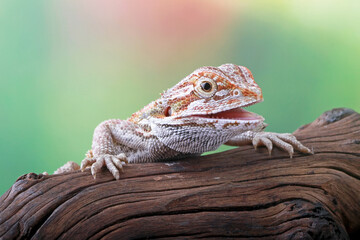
[164,106,172,117]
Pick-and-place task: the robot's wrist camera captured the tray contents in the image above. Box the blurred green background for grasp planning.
[1,0,359,195]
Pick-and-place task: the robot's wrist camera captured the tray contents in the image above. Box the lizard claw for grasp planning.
[252,136,273,155]
[80,158,96,171]
[252,132,311,157]
[85,153,127,180]
[80,150,96,171]
[277,133,313,155]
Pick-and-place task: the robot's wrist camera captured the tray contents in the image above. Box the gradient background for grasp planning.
[1,0,359,195]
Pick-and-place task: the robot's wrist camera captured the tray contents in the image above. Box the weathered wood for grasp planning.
[0,108,359,240]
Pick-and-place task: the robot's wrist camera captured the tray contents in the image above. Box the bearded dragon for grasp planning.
[55,64,312,179]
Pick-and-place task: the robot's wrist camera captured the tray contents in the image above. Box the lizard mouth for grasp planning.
[191,107,263,121]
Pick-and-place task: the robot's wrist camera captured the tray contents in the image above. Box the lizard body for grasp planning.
[55,64,311,179]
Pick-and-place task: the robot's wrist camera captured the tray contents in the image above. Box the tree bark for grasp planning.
[0,108,359,240]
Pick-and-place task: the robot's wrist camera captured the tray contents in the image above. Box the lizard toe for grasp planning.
[113,157,125,173]
[260,137,273,156]
[80,158,96,171]
[104,155,121,180]
[252,137,260,150]
[270,135,294,158]
[252,134,273,155]
[91,157,105,179]
[116,153,128,163]
[277,133,312,155]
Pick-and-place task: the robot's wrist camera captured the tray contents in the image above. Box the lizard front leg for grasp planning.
[81,119,144,180]
[225,131,312,157]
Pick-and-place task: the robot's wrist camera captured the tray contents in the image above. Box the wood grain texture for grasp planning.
[0,108,359,240]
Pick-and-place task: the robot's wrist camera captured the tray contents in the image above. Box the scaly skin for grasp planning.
[56,64,312,179]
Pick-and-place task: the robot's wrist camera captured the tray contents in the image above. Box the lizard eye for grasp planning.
[194,77,217,98]
[201,82,212,92]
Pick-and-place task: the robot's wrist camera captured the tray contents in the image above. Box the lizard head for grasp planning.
[154,64,263,123]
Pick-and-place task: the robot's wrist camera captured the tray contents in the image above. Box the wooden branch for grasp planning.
[1,108,359,240]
